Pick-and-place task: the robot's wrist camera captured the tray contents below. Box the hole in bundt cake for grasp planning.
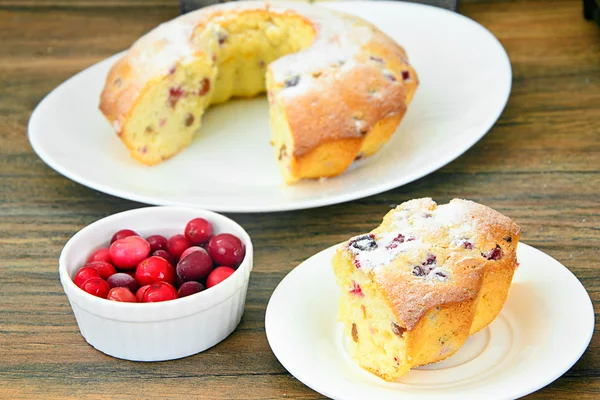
[348,234,378,252]
[483,245,503,260]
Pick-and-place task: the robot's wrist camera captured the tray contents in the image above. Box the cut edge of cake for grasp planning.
[331,198,521,381]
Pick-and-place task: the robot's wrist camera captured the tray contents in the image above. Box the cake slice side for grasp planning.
[332,198,521,381]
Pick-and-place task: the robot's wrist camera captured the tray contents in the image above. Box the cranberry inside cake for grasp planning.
[332,198,521,381]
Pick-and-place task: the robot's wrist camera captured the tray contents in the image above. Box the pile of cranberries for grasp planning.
[72,218,245,303]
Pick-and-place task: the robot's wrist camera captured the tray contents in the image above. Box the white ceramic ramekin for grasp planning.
[59,206,253,361]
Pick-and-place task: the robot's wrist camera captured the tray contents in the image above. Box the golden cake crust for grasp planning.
[376,198,521,331]
[98,1,418,182]
[332,198,521,381]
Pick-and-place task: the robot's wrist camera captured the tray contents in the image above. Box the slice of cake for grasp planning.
[331,198,521,381]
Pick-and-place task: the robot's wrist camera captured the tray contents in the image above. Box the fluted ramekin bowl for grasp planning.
[59,206,253,361]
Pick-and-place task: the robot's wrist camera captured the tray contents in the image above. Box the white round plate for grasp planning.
[28,1,511,212]
[265,243,594,399]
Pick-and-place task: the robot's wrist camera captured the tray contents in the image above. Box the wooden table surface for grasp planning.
[1,0,598,398]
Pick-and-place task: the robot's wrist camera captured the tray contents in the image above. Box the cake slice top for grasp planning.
[343,198,521,330]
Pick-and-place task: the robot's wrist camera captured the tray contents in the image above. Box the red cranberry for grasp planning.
[142,282,178,303]
[348,234,377,252]
[85,261,117,280]
[178,281,205,298]
[207,234,245,267]
[384,71,397,82]
[174,274,186,289]
[434,271,448,281]
[136,285,150,302]
[386,233,405,249]
[464,242,473,250]
[123,270,136,279]
[197,78,210,96]
[74,267,101,288]
[168,86,185,108]
[152,249,176,266]
[423,255,437,265]
[146,235,168,252]
[206,266,236,288]
[185,218,213,245]
[284,75,300,88]
[184,113,195,127]
[166,234,191,260]
[107,287,136,302]
[80,277,110,298]
[110,229,138,244]
[349,281,364,297]
[109,236,151,269]
[176,249,213,282]
[483,245,503,261]
[392,322,406,337]
[107,272,139,293]
[180,246,204,260]
[135,256,176,286]
[87,247,111,263]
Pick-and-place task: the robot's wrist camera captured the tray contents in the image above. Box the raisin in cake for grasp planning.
[331,198,521,381]
[99,1,418,184]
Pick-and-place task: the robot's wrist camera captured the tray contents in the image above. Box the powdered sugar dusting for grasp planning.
[268,3,373,97]
[348,232,420,272]
[348,200,480,274]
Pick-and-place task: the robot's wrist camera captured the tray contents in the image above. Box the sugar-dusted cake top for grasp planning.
[342,198,521,329]
[100,0,417,155]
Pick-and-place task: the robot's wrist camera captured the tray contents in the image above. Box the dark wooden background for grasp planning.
[1,0,598,398]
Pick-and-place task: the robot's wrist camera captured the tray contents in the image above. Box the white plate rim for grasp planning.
[28,1,512,213]
[265,242,595,399]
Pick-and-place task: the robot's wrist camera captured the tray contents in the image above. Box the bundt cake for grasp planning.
[99,1,418,184]
[332,198,521,381]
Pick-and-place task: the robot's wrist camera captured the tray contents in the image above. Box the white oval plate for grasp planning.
[28,1,511,212]
[265,243,594,399]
